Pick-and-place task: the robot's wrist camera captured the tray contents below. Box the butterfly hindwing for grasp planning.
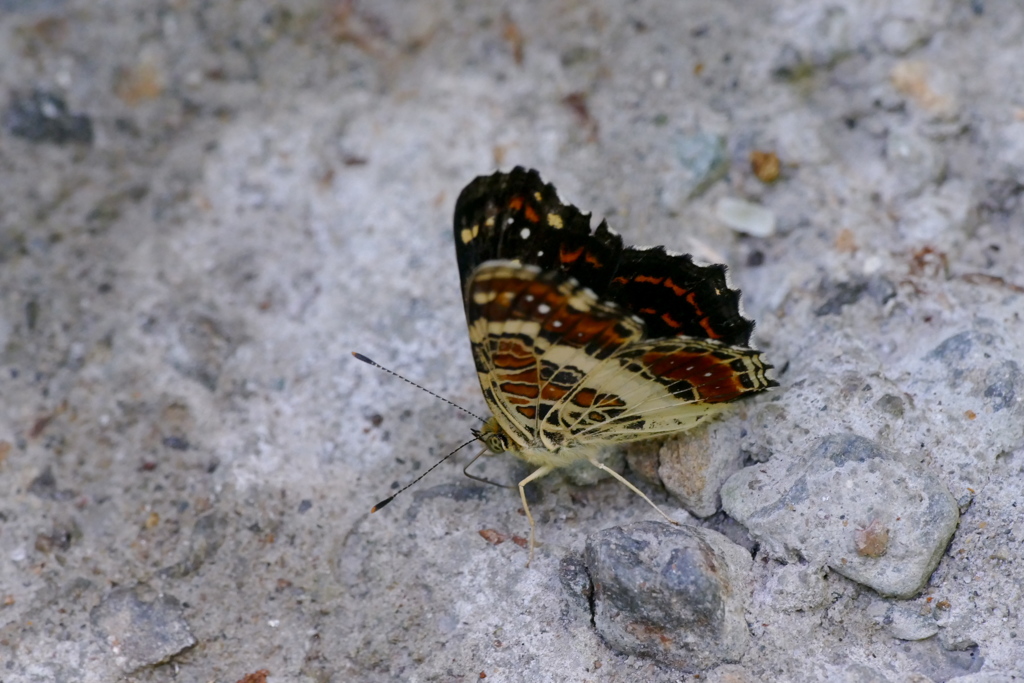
[466,263,774,453]
[552,336,772,444]
[466,262,644,451]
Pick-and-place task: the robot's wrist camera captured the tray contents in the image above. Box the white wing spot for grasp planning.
[524,294,534,302]
[537,250,544,257]
[553,320,563,328]
[704,372,713,377]
[520,227,531,239]
[507,216,515,224]
[537,303,551,314]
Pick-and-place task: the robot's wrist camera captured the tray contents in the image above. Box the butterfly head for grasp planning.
[473,416,512,454]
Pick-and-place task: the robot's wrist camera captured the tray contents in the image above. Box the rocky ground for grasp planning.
[0,1,1022,681]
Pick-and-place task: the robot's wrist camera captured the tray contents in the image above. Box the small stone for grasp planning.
[623,440,662,486]
[815,279,868,317]
[865,276,897,305]
[874,394,906,418]
[583,521,752,671]
[722,434,959,598]
[675,132,727,190]
[90,584,196,672]
[28,466,58,498]
[658,420,745,518]
[660,132,729,208]
[882,604,940,641]
[855,519,890,558]
[750,150,781,183]
[478,529,507,545]
[4,90,93,145]
[114,53,166,105]
[558,553,593,616]
[715,197,776,237]
[161,435,190,451]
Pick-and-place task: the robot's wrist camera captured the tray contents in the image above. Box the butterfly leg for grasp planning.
[517,465,554,567]
[586,457,681,527]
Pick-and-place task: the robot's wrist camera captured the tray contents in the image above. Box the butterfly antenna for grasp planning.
[351,352,486,423]
[371,437,480,512]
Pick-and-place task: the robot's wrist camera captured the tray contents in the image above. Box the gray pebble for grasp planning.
[722,433,959,598]
[90,583,196,673]
[583,521,751,671]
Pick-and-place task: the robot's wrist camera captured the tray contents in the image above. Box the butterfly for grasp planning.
[453,167,776,563]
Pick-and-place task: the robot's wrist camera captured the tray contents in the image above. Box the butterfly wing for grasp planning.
[466,263,774,453]
[465,261,642,450]
[455,167,776,455]
[454,167,623,306]
[552,336,772,446]
[454,167,761,348]
[608,247,755,346]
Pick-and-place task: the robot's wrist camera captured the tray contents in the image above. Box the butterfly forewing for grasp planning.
[454,168,623,297]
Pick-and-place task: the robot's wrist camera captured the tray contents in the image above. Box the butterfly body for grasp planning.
[453,167,776,563]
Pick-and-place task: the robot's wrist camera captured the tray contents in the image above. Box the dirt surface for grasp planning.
[1,1,1022,681]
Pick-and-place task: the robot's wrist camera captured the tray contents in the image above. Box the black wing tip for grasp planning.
[455,168,613,250]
